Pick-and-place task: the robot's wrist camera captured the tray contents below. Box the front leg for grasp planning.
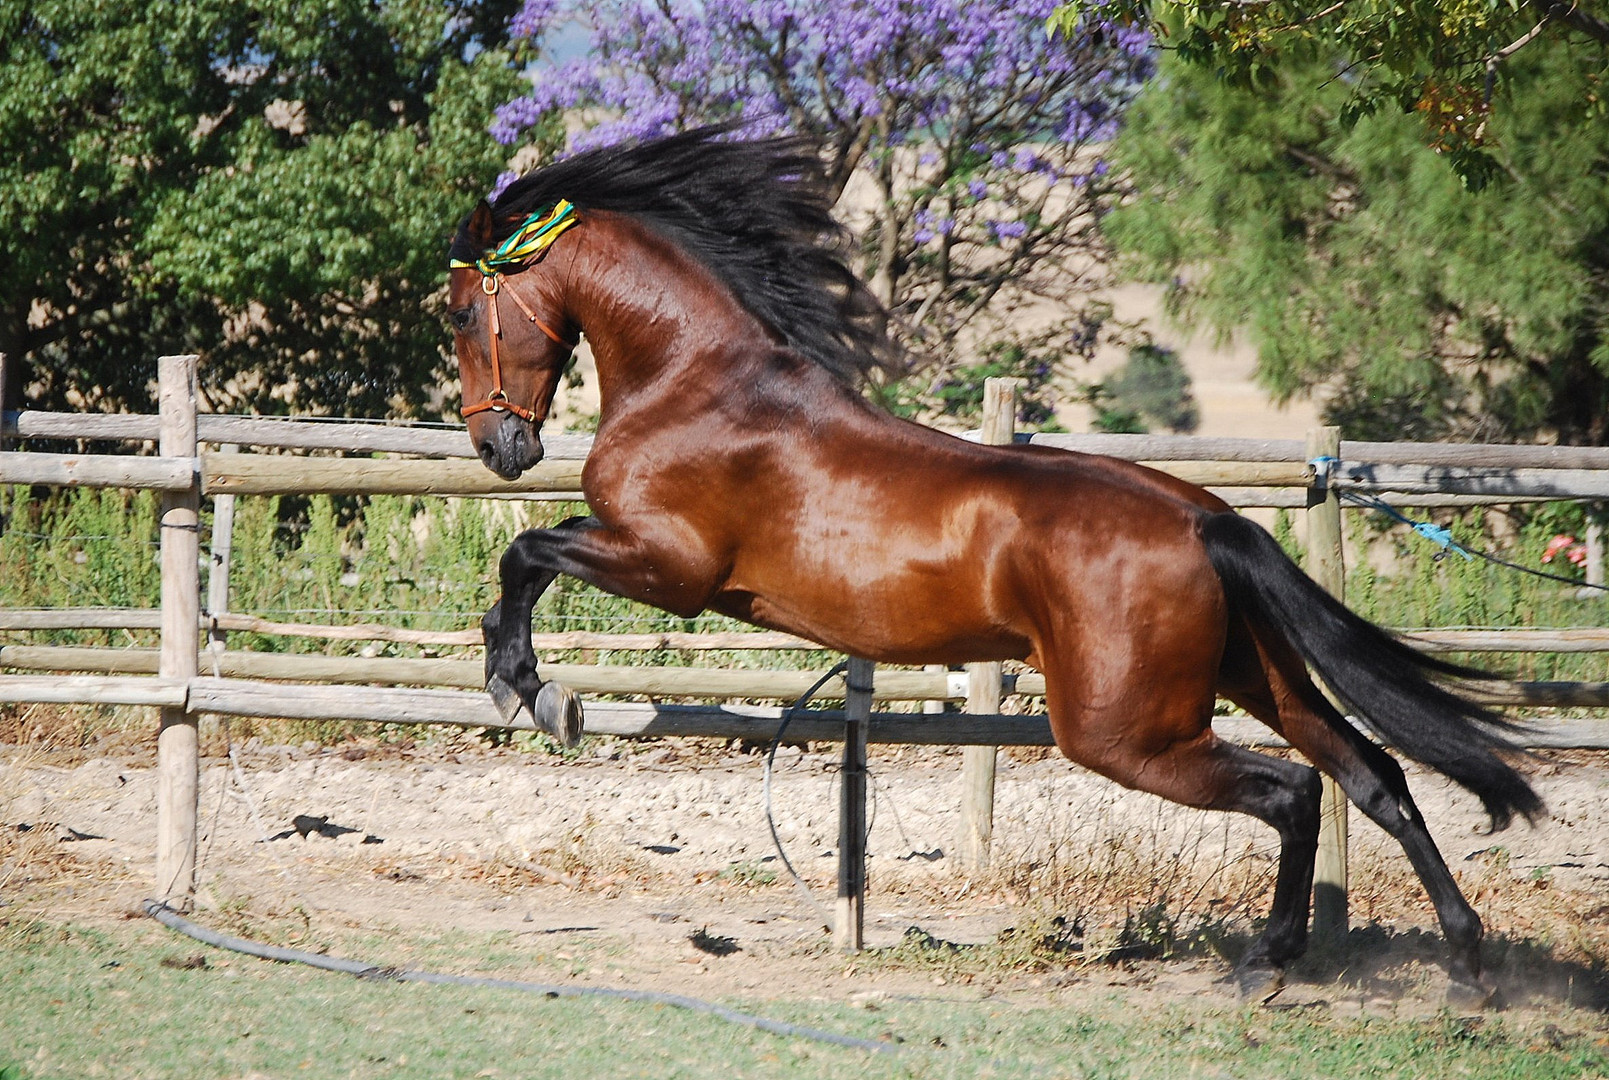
[483,516,596,746]
[482,514,718,747]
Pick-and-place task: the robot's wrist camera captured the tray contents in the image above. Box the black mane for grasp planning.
[451,125,902,387]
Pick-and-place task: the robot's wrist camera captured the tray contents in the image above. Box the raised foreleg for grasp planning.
[483,515,724,744]
[483,516,596,744]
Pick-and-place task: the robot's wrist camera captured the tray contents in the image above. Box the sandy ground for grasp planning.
[5,728,1609,1022]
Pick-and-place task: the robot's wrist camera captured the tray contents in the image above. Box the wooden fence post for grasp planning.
[922,663,946,715]
[837,656,874,952]
[206,446,239,659]
[1305,426,1349,942]
[156,355,200,907]
[1587,513,1604,590]
[960,377,1019,872]
[0,352,9,453]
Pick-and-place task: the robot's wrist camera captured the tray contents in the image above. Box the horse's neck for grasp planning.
[574,215,782,422]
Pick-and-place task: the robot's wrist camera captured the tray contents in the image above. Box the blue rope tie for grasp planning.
[1338,489,1606,591]
[1410,521,1474,560]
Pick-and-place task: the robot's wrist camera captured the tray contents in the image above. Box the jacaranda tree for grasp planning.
[490,0,1154,421]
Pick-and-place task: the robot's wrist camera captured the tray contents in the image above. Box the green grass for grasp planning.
[1,921,1606,1079]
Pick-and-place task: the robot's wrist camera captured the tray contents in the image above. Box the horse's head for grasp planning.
[449,200,580,480]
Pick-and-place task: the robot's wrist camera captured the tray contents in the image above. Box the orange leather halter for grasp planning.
[461,273,577,422]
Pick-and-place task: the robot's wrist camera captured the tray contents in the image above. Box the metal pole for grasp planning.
[836,656,873,952]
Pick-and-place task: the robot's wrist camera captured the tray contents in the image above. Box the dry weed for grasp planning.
[971,783,1279,953]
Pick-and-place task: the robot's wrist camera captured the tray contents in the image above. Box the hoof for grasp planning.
[1235,962,1286,1005]
[535,681,584,748]
[486,674,527,725]
[1445,975,1496,1012]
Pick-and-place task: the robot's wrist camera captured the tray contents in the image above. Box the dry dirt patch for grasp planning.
[4,735,1609,1019]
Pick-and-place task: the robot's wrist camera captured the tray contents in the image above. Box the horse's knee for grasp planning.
[1244,758,1321,846]
[1333,749,1425,838]
[1291,764,1322,829]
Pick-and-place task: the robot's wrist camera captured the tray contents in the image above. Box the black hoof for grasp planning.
[534,681,584,747]
[486,673,526,725]
[1235,962,1286,1005]
[1445,975,1496,1012]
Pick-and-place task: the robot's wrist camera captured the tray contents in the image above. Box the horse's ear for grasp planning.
[466,201,496,247]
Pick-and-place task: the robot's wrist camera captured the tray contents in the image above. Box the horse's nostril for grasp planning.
[479,441,497,468]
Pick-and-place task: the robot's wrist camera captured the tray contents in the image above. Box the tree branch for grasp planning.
[1487,13,1553,69]
[1541,1,1609,47]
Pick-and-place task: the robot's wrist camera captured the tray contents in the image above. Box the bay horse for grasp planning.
[445,126,1540,1006]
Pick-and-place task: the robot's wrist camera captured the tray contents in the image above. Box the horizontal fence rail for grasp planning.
[0,643,987,700]
[0,450,195,491]
[4,674,1609,748]
[201,453,586,497]
[6,642,1606,708]
[3,410,592,461]
[1026,431,1609,471]
[18,408,1609,471]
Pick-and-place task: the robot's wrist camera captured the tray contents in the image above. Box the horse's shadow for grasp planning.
[1268,923,1609,1011]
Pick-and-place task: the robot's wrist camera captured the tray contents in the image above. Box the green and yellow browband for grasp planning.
[452,200,580,275]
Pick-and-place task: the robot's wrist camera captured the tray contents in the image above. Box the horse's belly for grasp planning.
[711,587,1030,667]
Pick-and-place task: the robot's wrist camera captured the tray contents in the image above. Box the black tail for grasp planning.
[1200,511,1542,831]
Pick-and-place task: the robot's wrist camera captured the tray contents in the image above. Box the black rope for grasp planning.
[142,900,900,1055]
[1338,489,1609,594]
[763,659,849,929]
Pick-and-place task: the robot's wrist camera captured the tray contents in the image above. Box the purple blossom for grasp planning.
[482,0,1154,325]
[487,1,1152,161]
[488,170,519,201]
[509,0,560,40]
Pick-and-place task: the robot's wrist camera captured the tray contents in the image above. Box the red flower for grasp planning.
[1542,534,1579,564]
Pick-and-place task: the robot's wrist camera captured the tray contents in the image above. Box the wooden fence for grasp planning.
[4,357,1609,946]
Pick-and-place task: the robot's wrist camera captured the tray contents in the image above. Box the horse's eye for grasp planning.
[449,308,473,331]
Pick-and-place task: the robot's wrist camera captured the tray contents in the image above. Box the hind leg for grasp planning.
[1222,634,1491,1005]
[1297,715,1489,1005]
[1042,680,1322,1002]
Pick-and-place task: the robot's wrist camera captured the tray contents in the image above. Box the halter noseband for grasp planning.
[451,199,580,422]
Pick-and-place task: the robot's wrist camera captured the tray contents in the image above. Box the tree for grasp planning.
[1,0,532,421]
[1089,344,1199,434]
[1105,40,1609,444]
[492,0,1155,422]
[1050,1,1609,187]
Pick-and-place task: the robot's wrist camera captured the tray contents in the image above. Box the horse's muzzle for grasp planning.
[478,413,545,480]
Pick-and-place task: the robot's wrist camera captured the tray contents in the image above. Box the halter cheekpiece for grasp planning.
[451,199,581,422]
